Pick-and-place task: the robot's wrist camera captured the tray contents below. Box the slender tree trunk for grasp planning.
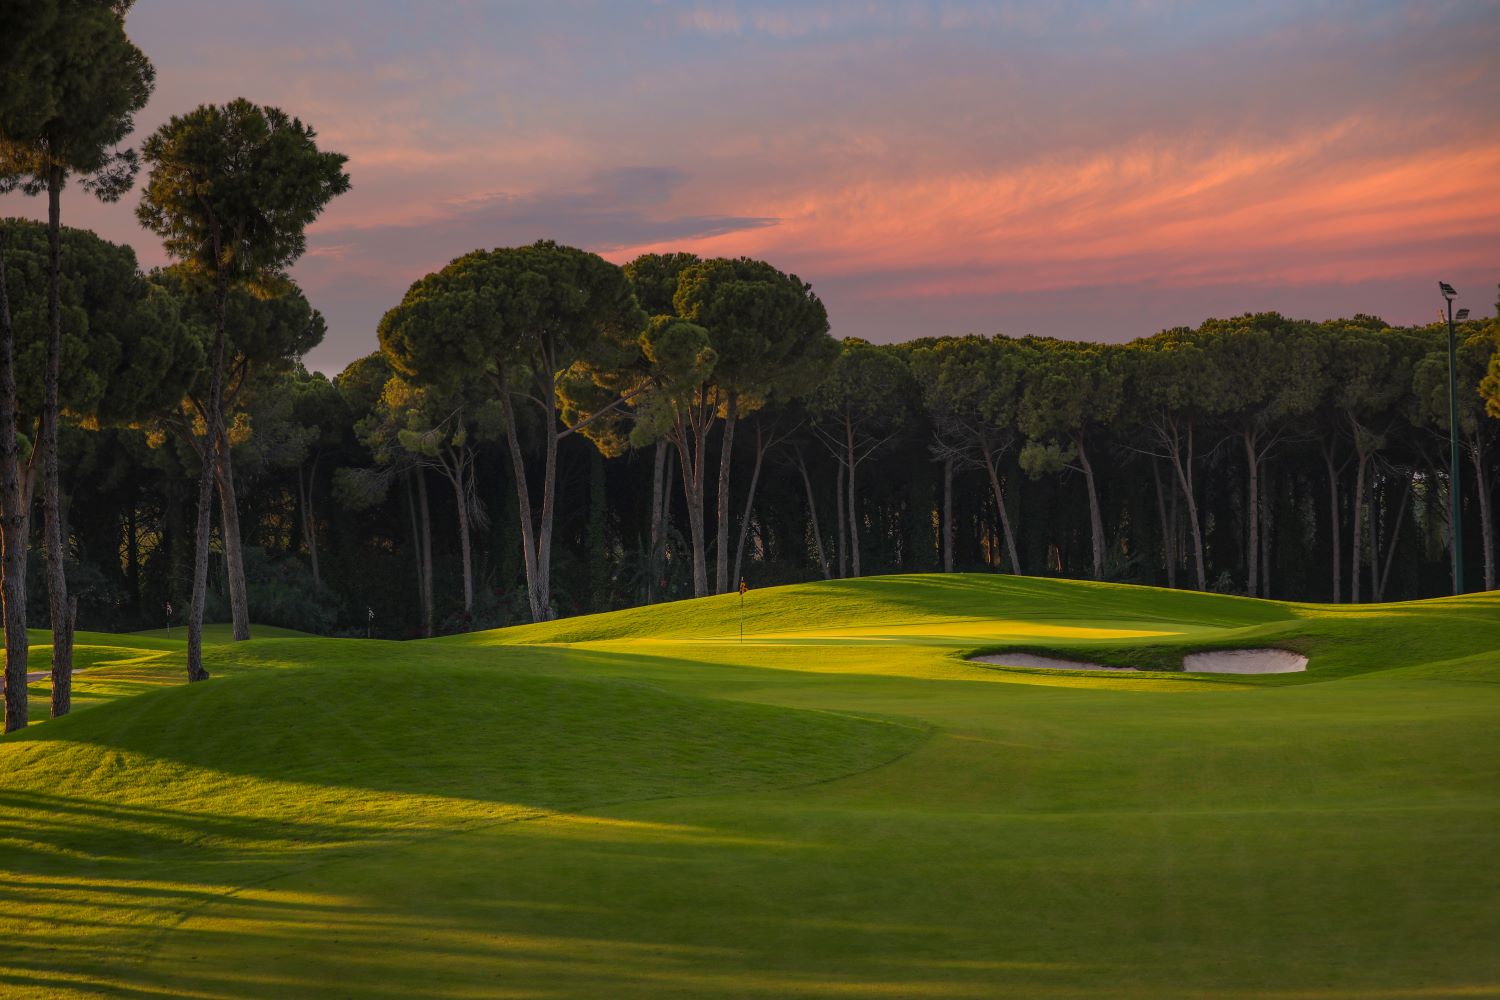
[983,504,996,570]
[673,410,710,597]
[1169,468,1181,586]
[981,446,1022,574]
[298,456,321,586]
[404,472,426,631]
[450,466,474,615]
[214,435,251,641]
[1166,422,1207,590]
[1322,446,1343,603]
[647,441,667,602]
[587,450,607,609]
[532,380,559,620]
[497,387,545,621]
[1074,434,1105,581]
[662,447,676,593]
[942,455,954,573]
[835,460,847,578]
[187,271,230,683]
[1260,465,1273,599]
[0,228,29,732]
[714,391,737,595]
[795,447,830,579]
[1370,471,1383,600]
[845,416,861,578]
[1244,429,1260,597]
[1350,449,1369,604]
[732,421,765,587]
[125,503,141,613]
[1377,473,1413,602]
[417,470,434,636]
[1469,438,1495,592]
[1151,457,1177,588]
[43,166,72,716]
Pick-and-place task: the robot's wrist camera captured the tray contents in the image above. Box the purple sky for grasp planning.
[5,1,1498,373]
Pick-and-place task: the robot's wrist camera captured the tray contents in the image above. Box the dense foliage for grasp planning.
[0,4,1494,652]
[3,212,1495,638]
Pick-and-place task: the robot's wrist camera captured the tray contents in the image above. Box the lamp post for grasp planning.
[1438,282,1470,595]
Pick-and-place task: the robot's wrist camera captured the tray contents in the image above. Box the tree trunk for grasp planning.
[214,436,251,641]
[1469,438,1495,592]
[125,503,141,614]
[497,386,545,621]
[647,441,667,603]
[1167,422,1207,590]
[187,271,230,683]
[1075,434,1105,581]
[43,166,72,716]
[1244,429,1260,597]
[1322,445,1343,603]
[981,446,1022,574]
[845,416,861,578]
[1350,449,1369,603]
[417,469,434,636]
[587,450,607,610]
[795,447,830,579]
[942,455,954,573]
[298,456,321,587]
[672,411,710,598]
[404,472,426,633]
[1260,464,1273,599]
[533,379,561,620]
[0,227,29,732]
[732,421,766,588]
[714,391,737,595]
[1369,471,1382,600]
[451,466,474,615]
[1377,473,1413,602]
[1151,457,1177,588]
[835,461,847,578]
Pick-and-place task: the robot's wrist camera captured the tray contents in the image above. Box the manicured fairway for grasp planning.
[2,575,1498,998]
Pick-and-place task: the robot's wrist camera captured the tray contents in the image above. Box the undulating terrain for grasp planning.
[2,574,1498,998]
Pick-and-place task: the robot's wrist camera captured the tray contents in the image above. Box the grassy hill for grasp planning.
[2,574,1498,998]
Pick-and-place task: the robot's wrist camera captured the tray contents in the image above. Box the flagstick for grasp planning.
[738,579,747,644]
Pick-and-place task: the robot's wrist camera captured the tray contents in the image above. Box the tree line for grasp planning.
[2,1,1498,737]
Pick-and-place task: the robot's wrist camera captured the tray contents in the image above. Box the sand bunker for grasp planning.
[1182,649,1307,674]
[971,648,1308,675]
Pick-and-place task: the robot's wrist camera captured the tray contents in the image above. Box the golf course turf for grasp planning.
[2,574,1498,998]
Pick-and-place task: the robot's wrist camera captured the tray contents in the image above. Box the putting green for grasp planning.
[2,574,1498,998]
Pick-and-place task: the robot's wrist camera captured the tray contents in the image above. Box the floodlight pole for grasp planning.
[1441,284,1465,595]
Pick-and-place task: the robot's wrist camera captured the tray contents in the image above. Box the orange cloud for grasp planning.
[608,119,1500,297]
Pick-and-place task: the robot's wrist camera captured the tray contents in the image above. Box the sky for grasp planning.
[4,0,1498,374]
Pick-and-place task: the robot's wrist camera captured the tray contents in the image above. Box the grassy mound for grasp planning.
[0,636,918,999]
[469,573,1296,645]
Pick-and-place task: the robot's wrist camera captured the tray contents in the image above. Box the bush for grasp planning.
[239,546,342,634]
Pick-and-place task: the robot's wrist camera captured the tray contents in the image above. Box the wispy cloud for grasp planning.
[2,0,1495,372]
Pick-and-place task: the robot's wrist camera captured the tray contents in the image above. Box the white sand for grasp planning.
[970,653,1138,672]
[970,648,1309,674]
[1182,649,1308,674]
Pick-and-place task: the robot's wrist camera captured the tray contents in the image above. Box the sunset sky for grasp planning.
[4,0,1498,373]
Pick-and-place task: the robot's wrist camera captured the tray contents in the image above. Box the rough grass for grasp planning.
[2,574,1498,998]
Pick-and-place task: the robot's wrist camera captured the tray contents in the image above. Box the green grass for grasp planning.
[2,574,1498,998]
